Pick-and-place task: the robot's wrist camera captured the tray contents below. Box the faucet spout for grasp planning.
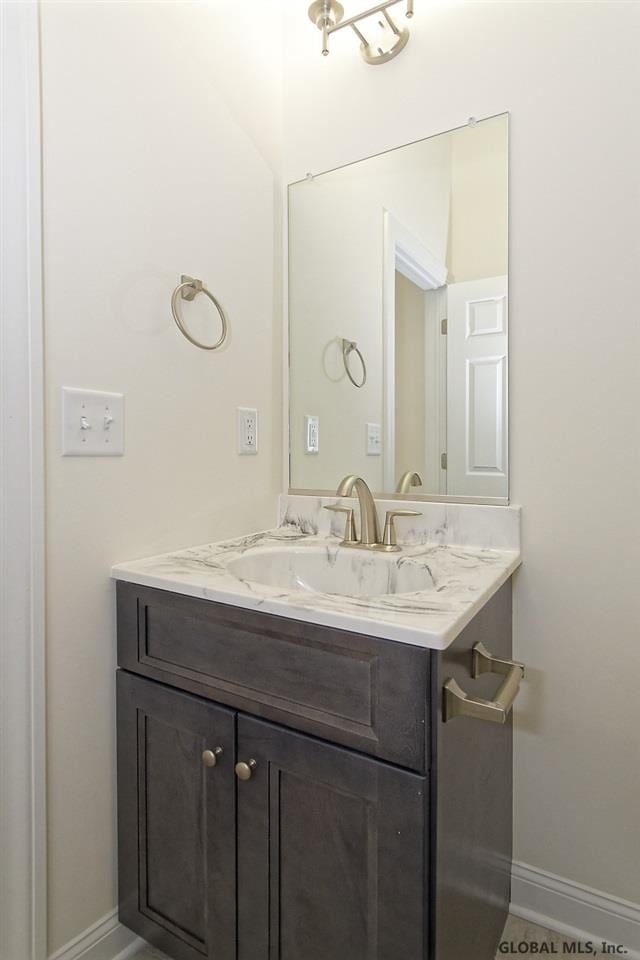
[396,470,423,494]
[335,475,381,546]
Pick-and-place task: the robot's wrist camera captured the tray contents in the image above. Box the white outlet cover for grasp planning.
[366,422,382,456]
[237,407,258,455]
[305,415,319,454]
[62,387,124,456]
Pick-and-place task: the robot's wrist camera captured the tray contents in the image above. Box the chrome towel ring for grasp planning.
[171,275,228,351]
[342,338,367,388]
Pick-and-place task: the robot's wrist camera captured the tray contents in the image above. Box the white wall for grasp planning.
[284,0,640,910]
[40,0,283,952]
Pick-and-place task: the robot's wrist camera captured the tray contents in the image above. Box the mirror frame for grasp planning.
[285,112,510,506]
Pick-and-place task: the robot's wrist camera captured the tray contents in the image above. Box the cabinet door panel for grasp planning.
[117,671,235,960]
[237,716,427,960]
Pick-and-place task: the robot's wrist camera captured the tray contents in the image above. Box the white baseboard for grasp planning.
[511,860,640,960]
[48,864,640,960]
[48,910,144,960]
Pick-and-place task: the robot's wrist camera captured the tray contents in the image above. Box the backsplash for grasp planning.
[279,494,521,552]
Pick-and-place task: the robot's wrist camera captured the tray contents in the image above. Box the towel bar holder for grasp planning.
[342,338,367,387]
[443,642,525,724]
[171,275,228,351]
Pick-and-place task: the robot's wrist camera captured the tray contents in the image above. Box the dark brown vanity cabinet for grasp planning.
[116,579,514,960]
[235,716,427,960]
[117,672,236,960]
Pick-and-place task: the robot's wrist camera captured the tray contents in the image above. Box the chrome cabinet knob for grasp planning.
[202,747,223,768]
[235,759,257,781]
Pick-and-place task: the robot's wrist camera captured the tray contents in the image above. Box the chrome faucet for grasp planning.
[396,470,423,494]
[327,475,421,551]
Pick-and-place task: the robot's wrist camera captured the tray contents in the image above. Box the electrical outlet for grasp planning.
[305,415,319,454]
[366,422,382,456]
[237,407,258,455]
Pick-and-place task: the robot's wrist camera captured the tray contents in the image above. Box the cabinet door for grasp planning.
[117,671,235,960]
[236,716,427,960]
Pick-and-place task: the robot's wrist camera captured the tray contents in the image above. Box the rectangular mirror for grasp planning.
[288,113,509,502]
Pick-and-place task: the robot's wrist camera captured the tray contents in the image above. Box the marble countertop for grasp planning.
[112,497,521,650]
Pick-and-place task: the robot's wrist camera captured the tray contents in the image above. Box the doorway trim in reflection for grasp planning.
[382,210,447,492]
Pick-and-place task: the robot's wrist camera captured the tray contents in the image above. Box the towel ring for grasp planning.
[171,275,228,351]
[342,338,367,388]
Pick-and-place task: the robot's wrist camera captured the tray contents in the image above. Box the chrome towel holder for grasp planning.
[342,338,367,387]
[170,275,228,351]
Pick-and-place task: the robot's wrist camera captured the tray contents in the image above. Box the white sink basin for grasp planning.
[228,546,435,598]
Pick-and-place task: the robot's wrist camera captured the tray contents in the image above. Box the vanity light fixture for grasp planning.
[308,0,414,65]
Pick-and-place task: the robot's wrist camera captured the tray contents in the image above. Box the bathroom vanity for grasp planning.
[113,497,522,960]
[114,106,517,960]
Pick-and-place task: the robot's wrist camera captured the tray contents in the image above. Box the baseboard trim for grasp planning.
[48,909,143,960]
[48,864,640,960]
[511,861,640,960]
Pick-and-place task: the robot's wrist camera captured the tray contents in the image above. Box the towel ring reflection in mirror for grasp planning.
[342,338,367,388]
[171,275,228,351]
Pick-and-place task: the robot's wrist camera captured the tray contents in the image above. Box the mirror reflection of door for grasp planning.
[446,277,508,497]
[394,274,508,498]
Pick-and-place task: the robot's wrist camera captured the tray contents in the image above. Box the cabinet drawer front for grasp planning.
[117,671,235,960]
[236,715,428,960]
[117,582,428,770]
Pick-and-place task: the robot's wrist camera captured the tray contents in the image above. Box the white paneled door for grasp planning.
[446,277,508,498]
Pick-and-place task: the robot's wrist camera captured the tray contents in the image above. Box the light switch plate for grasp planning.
[305,415,319,454]
[237,407,258,454]
[366,422,382,456]
[62,387,124,456]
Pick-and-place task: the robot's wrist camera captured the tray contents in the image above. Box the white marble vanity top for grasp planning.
[111,496,521,650]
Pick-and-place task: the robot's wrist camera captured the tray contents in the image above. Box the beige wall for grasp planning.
[395,273,426,477]
[448,116,509,282]
[284,0,640,908]
[40,0,283,951]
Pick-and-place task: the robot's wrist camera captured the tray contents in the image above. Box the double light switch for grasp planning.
[62,387,124,456]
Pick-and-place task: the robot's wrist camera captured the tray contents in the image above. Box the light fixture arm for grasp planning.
[328,0,409,36]
[309,0,414,64]
[308,1,345,56]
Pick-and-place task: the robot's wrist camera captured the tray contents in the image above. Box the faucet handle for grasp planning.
[324,504,357,544]
[382,509,422,548]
